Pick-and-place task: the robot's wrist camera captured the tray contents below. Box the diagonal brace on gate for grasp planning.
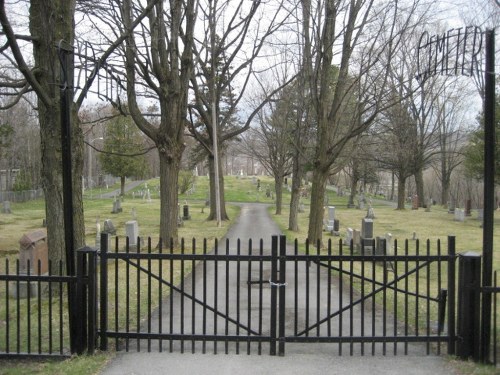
[315,260,441,303]
[122,258,261,336]
[296,259,441,337]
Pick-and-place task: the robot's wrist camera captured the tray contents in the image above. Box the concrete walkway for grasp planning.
[100,203,456,375]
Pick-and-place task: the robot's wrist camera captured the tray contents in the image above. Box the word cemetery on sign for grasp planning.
[417,26,483,81]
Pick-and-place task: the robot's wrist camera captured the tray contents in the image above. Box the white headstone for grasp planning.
[454,209,465,222]
[345,228,353,246]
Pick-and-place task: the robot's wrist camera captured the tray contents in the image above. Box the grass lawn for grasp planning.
[0,175,498,374]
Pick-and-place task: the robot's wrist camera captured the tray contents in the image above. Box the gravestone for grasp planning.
[331,219,340,236]
[477,208,484,221]
[412,194,419,210]
[454,208,465,222]
[126,220,139,247]
[19,229,48,275]
[375,237,386,255]
[425,197,432,212]
[324,206,335,231]
[448,199,455,214]
[352,229,361,251]
[361,218,374,239]
[2,200,11,214]
[103,219,117,235]
[112,199,122,214]
[345,228,353,247]
[385,233,393,254]
[366,204,375,219]
[361,218,374,253]
[465,199,472,216]
[183,204,191,220]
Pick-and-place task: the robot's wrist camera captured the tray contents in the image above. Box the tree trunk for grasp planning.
[288,159,303,231]
[274,174,283,215]
[397,175,407,210]
[30,0,84,267]
[120,176,126,196]
[390,171,395,201]
[207,155,229,221]
[414,168,424,207]
[158,150,181,245]
[307,170,328,245]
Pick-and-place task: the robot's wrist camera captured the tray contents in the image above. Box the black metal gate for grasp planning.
[91,234,457,357]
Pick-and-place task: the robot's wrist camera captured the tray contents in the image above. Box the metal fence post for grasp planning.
[75,248,88,355]
[278,235,287,356]
[447,236,456,356]
[100,232,109,351]
[457,252,482,361]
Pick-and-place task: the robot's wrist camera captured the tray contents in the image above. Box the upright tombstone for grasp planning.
[361,218,374,253]
[125,220,139,247]
[352,229,361,251]
[385,233,393,254]
[103,219,117,235]
[19,229,48,275]
[465,199,472,216]
[345,228,353,247]
[412,194,419,210]
[183,204,191,220]
[448,199,455,214]
[112,198,122,214]
[425,197,432,212]
[454,208,465,222]
[2,201,11,214]
[324,206,335,231]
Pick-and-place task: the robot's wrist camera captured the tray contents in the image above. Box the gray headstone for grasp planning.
[352,229,361,250]
[385,233,393,254]
[2,200,11,214]
[112,200,122,214]
[361,218,373,239]
[126,220,139,246]
[103,219,116,235]
[454,208,465,222]
[477,208,484,221]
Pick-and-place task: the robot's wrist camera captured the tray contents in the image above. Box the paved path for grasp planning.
[98,180,145,199]
[100,203,456,375]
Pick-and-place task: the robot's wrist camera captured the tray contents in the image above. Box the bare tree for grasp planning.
[188,0,296,222]
[301,0,424,244]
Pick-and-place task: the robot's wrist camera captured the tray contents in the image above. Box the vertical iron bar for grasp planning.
[237,238,241,354]
[481,28,495,364]
[169,238,174,353]
[202,238,207,354]
[350,242,354,355]
[393,239,398,355]
[247,239,252,355]
[87,250,97,354]
[136,238,141,352]
[214,238,218,354]
[48,261,52,354]
[437,239,443,354]
[305,239,310,339]
[360,240,365,356]
[114,237,119,350]
[180,238,185,354]
[426,240,431,355]
[59,261,63,355]
[278,235,286,356]
[100,233,109,351]
[37,260,41,354]
[158,238,163,352]
[447,236,456,356]
[27,262,31,354]
[147,238,152,352]
[192,238,196,354]
[404,240,409,355]
[339,239,344,355]
[258,239,263,355]
[316,240,321,338]
[415,239,420,340]
[5,259,9,354]
[327,240,332,337]
[57,43,78,355]
[371,241,375,355]
[294,239,299,337]
[382,248,387,356]
[125,237,130,352]
[270,235,278,356]
[16,261,19,354]
[225,239,229,354]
